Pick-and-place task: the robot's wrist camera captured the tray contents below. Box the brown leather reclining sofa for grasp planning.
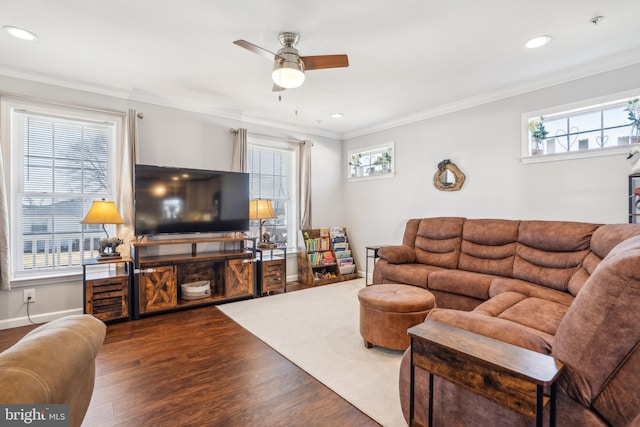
[0,315,106,427]
[372,217,640,426]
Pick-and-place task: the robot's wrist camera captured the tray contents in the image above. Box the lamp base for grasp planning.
[96,253,122,261]
[97,237,124,260]
[257,242,277,249]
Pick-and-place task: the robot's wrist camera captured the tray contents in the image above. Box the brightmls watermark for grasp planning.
[1,405,69,426]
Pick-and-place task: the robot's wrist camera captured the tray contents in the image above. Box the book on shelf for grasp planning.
[335,250,352,259]
[338,257,353,267]
[305,236,330,252]
[307,251,335,266]
[333,242,349,251]
[322,251,335,263]
[329,227,345,239]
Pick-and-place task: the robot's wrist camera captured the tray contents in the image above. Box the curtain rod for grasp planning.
[0,90,128,117]
[230,128,305,144]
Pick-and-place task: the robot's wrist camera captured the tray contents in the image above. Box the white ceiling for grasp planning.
[1,0,640,139]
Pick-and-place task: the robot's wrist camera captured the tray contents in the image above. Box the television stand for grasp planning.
[131,235,257,318]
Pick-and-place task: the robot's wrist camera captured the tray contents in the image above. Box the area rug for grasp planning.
[218,279,406,427]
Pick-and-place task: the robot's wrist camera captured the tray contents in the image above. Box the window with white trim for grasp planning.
[347,141,395,181]
[522,92,640,161]
[247,140,297,250]
[1,98,122,279]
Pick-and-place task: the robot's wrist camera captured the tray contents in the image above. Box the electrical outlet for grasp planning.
[23,288,35,304]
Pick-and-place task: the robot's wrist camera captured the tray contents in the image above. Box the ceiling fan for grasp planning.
[233,32,349,91]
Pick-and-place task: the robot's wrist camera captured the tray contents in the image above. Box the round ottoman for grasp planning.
[358,284,435,350]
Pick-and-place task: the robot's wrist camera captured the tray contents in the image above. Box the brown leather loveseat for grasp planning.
[372,217,640,426]
[0,314,106,427]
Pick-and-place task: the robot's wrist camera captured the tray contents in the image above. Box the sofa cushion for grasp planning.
[373,259,439,288]
[496,296,568,337]
[413,217,465,268]
[427,269,494,301]
[567,224,640,296]
[458,219,518,276]
[518,220,598,252]
[474,291,568,337]
[553,235,640,426]
[472,291,527,316]
[426,308,553,354]
[513,221,598,292]
[590,223,640,259]
[377,244,416,264]
[428,290,484,312]
[489,277,575,306]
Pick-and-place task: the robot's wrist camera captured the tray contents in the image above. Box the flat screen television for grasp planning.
[134,164,249,236]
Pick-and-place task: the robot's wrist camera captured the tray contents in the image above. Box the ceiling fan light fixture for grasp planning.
[272,60,305,89]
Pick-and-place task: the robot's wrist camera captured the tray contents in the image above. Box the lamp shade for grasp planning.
[249,199,277,220]
[272,60,305,89]
[81,199,125,224]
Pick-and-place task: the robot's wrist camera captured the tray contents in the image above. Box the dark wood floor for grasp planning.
[0,291,380,427]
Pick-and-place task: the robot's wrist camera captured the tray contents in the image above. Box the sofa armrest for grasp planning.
[378,245,416,264]
[0,314,106,427]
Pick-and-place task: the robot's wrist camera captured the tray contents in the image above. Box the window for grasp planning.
[522,91,640,162]
[348,142,395,181]
[1,98,122,279]
[247,140,297,250]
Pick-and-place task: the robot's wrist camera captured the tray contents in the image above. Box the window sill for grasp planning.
[521,144,635,164]
[348,172,396,182]
[11,270,82,288]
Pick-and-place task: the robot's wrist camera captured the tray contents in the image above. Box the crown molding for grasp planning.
[0,66,341,140]
[237,113,342,140]
[3,47,640,143]
[342,49,640,140]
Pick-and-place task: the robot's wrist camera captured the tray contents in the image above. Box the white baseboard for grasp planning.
[0,308,83,330]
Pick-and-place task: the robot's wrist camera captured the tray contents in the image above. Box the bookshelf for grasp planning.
[297,227,359,286]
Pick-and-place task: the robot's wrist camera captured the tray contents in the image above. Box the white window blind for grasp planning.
[247,142,296,248]
[12,108,117,275]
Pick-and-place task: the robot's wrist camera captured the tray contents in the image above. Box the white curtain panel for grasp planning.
[299,140,312,230]
[116,109,139,258]
[0,140,10,291]
[231,128,248,173]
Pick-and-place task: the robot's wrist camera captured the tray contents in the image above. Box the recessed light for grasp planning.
[524,35,551,49]
[3,26,38,41]
[330,113,343,119]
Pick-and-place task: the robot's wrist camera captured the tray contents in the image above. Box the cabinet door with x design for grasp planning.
[139,265,177,314]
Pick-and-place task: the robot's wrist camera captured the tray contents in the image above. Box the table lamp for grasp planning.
[81,199,125,259]
[249,199,277,248]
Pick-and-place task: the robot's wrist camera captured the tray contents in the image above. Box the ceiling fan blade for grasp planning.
[272,84,286,92]
[301,54,349,70]
[233,39,277,61]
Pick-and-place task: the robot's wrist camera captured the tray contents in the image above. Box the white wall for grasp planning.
[0,75,342,328]
[2,61,638,328]
[343,63,640,272]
